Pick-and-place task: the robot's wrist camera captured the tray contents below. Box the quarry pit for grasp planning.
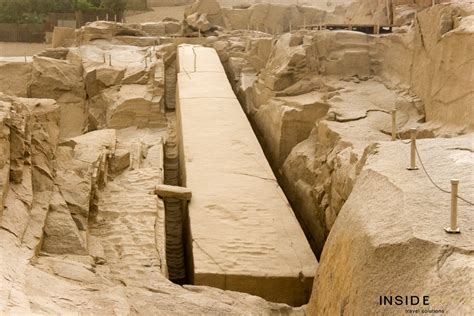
[0,0,473,315]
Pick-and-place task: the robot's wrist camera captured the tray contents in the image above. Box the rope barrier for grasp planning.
[396,132,411,145]
[415,145,474,206]
[395,133,474,206]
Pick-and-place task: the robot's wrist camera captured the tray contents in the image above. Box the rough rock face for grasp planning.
[374,3,474,133]
[0,94,60,252]
[307,137,474,315]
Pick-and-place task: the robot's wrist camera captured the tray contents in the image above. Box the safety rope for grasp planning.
[395,134,474,206]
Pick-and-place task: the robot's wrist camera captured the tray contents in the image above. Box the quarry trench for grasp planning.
[86,25,473,311]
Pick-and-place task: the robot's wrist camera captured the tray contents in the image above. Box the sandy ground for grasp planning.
[126,6,186,23]
[0,42,50,57]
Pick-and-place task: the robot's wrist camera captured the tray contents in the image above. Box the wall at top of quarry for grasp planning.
[217,0,348,9]
[187,0,450,34]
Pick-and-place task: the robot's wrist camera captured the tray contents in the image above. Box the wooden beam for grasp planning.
[155,184,192,201]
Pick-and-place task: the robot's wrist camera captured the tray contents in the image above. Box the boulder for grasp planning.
[255,93,329,168]
[29,56,84,102]
[186,12,212,32]
[71,129,116,165]
[108,84,155,128]
[28,56,87,138]
[185,0,224,25]
[88,87,118,129]
[84,66,125,98]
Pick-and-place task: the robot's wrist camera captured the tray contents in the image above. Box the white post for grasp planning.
[106,13,109,21]
[109,54,112,66]
[114,14,117,22]
[391,109,396,141]
[445,180,461,233]
[103,53,106,63]
[96,15,99,21]
[407,128,418,170]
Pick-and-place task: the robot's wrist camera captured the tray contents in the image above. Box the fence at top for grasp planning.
[0,10,124,43]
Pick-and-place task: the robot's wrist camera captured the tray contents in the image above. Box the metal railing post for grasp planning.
[407,128,418,170]
[445,179,461,234]
[391,109,396,141]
